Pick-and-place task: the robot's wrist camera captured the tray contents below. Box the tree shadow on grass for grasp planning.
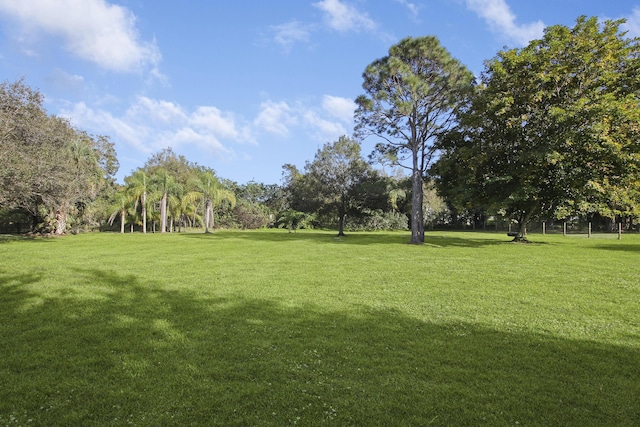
[0,234,56,244]
[180,230,516,249]
[592,243,640,253]
[1,268,638,426]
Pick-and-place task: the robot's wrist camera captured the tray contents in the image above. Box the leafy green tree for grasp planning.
[434,16,640,241]
[1,79,118,234]
[305,136,374,236]
[355,36,475,243]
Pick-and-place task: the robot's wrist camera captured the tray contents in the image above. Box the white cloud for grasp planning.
[269,20,315,51]
[128,97,187,124]
[303,111,348,142]
[0,0,160,72]
[254,97,354,142]
[254,101,297,136]
[313,0,377,33]
[465,0,544,46]
[322,95,355,123]
[62,101,150,152]
[621,7,640,38]
[60,97,249,156]
[190,106,240,140]
[394,0,420,19]
[162,127,231,156]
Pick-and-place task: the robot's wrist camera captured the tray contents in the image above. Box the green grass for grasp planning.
[1,230,639,426]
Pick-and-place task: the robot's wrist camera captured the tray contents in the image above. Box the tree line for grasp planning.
[0,85,417,235]
[356,16,640,242]
[2,15,639,240]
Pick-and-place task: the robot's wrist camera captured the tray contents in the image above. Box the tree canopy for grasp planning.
[355,36,475,243]
[433,16,640,240]
[305,136,376,236]
[1,79,118,234]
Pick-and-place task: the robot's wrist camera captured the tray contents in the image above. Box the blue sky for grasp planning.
[1,0,639,185]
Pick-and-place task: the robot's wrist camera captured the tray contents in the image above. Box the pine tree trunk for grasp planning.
[410,164,424,244]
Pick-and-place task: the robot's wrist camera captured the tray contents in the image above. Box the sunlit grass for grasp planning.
[1,230,639,425]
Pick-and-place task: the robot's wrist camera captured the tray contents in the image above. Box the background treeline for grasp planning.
[2,16,640,236]
[0,79,419,234]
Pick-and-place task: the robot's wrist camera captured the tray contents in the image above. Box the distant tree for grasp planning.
[355,36,475,243]
[277,208,313,233]
[233,200,271,229]
[108,187,130,234]
[305,136,374,236]
[149,168,175,233]
[125,169,149,233]
[195,168,236,233]
[434,16,640,241]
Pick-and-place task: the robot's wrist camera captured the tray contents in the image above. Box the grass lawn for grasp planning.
[1,229,639,426]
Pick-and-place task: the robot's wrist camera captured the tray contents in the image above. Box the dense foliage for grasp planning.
[0,79,118,234]
[433,17,640,240]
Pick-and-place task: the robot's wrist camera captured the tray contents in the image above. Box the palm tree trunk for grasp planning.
[141,191,147,234]
[120,209,125,234]
[204,198,212,233]
[160,192,167,233]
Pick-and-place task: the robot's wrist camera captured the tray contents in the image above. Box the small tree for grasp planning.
[305,136,374,236]
[195,169,236,233]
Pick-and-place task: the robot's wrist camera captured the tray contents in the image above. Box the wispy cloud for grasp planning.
[313,0,377,33]
[254,96,354,142]
[464,0,544,46]
[269,20,316,52]
[0,0,160,72]
[621,7,640,38]
[322,95,356,123]
[395,0,421,20]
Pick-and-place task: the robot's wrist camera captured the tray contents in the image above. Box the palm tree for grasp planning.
[277,208,313,232]
[171,183,201,232]
[107,188,130,234]
[125,169,148,233]
[389,187,406,212]
[196,170,236,233]
[150,168,175,233]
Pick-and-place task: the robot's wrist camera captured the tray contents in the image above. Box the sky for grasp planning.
[1,0,639,185]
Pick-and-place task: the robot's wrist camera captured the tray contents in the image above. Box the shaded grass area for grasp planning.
[1,230,639,425]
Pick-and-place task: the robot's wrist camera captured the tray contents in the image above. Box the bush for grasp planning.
[345,210,408,231]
